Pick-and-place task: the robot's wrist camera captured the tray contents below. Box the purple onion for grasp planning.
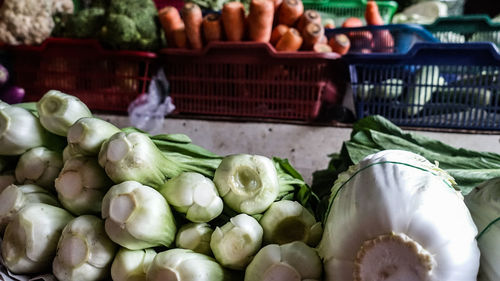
[0,86,25,104]
[0,64,8,87]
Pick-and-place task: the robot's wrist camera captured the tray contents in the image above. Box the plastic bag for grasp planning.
[128,68,176,134]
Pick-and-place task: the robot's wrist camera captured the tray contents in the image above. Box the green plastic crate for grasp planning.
[424,15,500,49]
[302,0,398,27]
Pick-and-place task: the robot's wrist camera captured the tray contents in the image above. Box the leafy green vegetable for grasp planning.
[313,115,500,198]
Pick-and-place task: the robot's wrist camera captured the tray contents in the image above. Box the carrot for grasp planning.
[301,22,324,50]
[296,10,321,32]
[323,18,335,29]
[222,2,246,41]
[342,17,372,51]
[173,22,188,48]
[349,31,373,50]
[313,42,332,53]
[158,6,183,47]
[328,34,350,55]
[342,17,363,28]
[275,28,303,51]
[182,2,203,49]
[365,1,394,52]
[278,0,304,26]
[270,24,289,46]
[248,0,275,43]
[203,13,222,43]
[270,0,283,9]
[365,0,385,25]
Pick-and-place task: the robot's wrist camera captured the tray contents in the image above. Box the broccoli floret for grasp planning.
[64,7,106,38]
[100,0,161,51]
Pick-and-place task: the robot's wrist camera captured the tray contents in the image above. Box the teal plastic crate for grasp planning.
[424,15,500,48]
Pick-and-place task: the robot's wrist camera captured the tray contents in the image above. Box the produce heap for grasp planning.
[0,92,499,280]
[0,90,322,281]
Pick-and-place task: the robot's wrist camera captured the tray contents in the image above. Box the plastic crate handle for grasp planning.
[346,42,500,66]
[7,38,157,59]
[425,15,500,32]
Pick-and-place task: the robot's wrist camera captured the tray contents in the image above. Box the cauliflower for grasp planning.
[0,0,74,45]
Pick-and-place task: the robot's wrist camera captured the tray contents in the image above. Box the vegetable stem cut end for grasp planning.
[109,194,136,224]
[234,166,262,195]
[67,122,85,144]
[273,218,307,245]
[107,138,131,162]
[59,236,89,267]
[41,98,61,114]
[353,233,435,281]
[56,172,83,199]
[262,262,301,281]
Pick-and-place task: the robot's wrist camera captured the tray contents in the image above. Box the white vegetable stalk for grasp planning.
[175,223,213,256]
[0,170,16,192]
[0,105,52,155]
[55,156,113,215]
[465,177,500,281]
[318,150,480,281]
[53,215,117,281]
[67,117,121,156]
[160,172,223,223]
[147,249,226,281]
[213,154,280,215]
[98,132,184,188]
[37,90,92,136]
[0,184,60,233]
[1,203,74,274]
[111,248,157,281]
[210,213,263,270]
[259,200,322,247]
[244,241,323,281]
[15,147,63,190]
[101,181,177,250]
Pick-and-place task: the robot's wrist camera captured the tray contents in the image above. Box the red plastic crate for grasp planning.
[2,38,157,113]
[160,42,347,121]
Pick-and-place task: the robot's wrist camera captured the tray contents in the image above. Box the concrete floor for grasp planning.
[99,115,500,185]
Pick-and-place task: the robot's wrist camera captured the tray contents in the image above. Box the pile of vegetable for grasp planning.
[52,0,163,51]
[313,115,500,281]
[158,0,389,54]
[0,90,324,280]
[0,0,74,45]
[1,90,498,280]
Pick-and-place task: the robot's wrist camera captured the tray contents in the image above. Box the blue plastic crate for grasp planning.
[346,42,500,130]
[325,24,438,55]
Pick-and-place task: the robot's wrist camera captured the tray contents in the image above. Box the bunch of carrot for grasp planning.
[339,0,394,53]
[158,0,330,53]
[157,0,388,54]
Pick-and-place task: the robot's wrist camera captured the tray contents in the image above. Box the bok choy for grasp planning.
[101,181,177,250]
[318,150,480,281]
[1,203,74,274]
[465,177,500,281]
[53,215,117,281]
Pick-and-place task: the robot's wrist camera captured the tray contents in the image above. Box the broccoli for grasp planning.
[64,7,106,38]
[100,0,161,51]
[52,0,107,38]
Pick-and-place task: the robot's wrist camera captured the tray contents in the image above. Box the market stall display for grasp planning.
[1,0,500,280]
